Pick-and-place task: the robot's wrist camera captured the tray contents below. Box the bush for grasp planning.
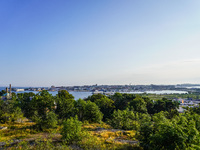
[75,99,103,123]
[138,112,200,150]
[34,111,58,131]
[43,111,58,129]
[61,116,82,144]
[108,109,137,130]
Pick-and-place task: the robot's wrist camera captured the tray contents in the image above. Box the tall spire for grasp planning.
[9,84,11,96]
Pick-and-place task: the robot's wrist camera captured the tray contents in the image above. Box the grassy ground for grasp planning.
[0,121,37,141]
[0,121,141,150]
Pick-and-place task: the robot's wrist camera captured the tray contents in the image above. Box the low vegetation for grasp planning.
[1,90,200,149]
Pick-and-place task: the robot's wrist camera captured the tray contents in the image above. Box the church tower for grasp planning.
[9,84,11,96]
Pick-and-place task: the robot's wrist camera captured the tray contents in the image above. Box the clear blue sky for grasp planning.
[1,0,200,86]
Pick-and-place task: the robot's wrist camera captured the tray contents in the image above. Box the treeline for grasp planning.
[143,93,200,101]
[1,90,200,149]
[0,90,178,124]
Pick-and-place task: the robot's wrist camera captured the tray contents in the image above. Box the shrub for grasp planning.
[108,109,137,130]
[43,111,58,129]
[75,99,103,123]
[34,111,58,131]
[61,116,82,144]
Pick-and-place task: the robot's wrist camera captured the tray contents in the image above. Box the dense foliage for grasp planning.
[75,99,103,123]
[86,94,114,120]
[139,112,200,149]
[61,116,82,144]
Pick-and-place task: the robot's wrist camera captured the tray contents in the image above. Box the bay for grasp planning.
[0,87,92,100]
[121,90,188,94]
[15,91,93,100]
[0,87,188,100]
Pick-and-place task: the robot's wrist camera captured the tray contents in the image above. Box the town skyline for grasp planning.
[1,83,200,88]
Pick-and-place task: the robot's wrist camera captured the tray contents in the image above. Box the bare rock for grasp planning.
[0,126,7,130]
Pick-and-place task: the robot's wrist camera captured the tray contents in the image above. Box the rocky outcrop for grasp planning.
[0,126,7,130]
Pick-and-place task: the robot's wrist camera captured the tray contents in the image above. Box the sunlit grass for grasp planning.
[1,121,140,149]
[82,122,112,131]
[0,121,37,142]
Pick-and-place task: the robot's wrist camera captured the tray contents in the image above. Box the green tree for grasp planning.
[61,116,82,144]
[110,93,137,110]
[75,99,87,121]
[129,96,147,113]
[143,97,154,114]
[36,111,58,130]
[75,99,103,123]
[109,109,139,130]
[57,90,74,99]
[0,99,24,123]
[153,98,179,118]
[139,112,200,150]
[88,96,115,120]
[0,90,6,96]
[55,90,75,120]
[30,90,56,119]
[29,90,57,130]
[0,100,3,121]
[86,93,105,102]
[46,111,58,129]
[17,92,35,118]
[153,99,166,113]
